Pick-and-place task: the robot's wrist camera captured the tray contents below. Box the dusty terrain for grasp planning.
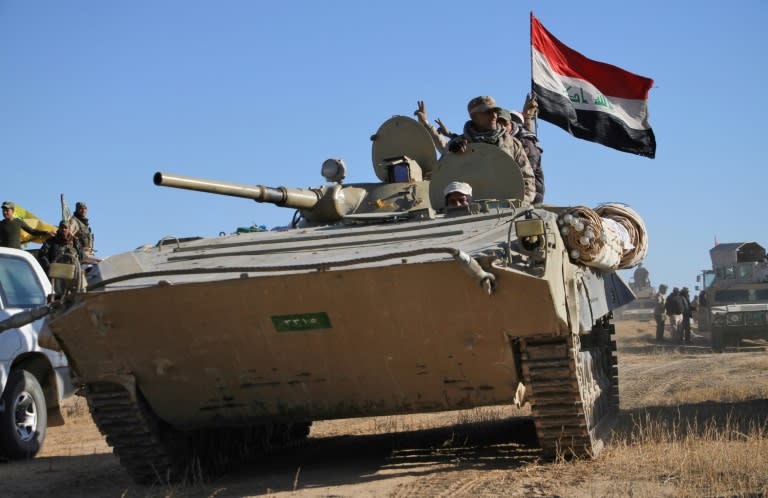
[1,320,767,497]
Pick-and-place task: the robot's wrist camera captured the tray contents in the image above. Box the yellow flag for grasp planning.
[14,205,56,244]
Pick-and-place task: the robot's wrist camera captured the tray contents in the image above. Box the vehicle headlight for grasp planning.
[712,314,726,326]
[727,312,743,325]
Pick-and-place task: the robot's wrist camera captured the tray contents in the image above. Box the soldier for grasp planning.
[69,201,95,257]
[653,284,668,342]
[497,108,545,204]
[446,96,536,205]
[665,287,687,342]
[0,201,54,249]
[443,181,472,208]
[37,221,84,275]
[680,287,693,343]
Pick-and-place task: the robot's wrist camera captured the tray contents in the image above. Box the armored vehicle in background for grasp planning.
[697,242,768,352]
[45,116,644,483]
[614,265,655,321]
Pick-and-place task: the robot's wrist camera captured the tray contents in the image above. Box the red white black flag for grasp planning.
[531,13,656,158]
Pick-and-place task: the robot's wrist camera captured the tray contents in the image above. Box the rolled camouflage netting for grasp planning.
[595,203,648,268]
[557,203,647,271]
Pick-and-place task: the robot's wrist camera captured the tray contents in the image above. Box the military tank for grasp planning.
[45,116,643,484]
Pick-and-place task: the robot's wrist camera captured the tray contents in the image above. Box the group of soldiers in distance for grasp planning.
[653,283,698,344]
[633,264,699,344]
[0,200,96,275]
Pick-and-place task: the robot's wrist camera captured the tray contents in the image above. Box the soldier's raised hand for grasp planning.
[414,100,429,126]
[435,118,452,137]
[523,93,539,132]
[523,93,539,119]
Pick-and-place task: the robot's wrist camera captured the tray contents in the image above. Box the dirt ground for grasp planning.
[1,320,767,498]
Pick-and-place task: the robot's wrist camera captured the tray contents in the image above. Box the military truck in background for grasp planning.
[696,242,768,352]
[614,264,655,321]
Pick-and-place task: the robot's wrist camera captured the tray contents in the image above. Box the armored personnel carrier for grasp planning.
[697,242,768,351]
[44,116,643,483]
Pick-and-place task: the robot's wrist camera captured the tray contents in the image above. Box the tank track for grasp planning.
[86,382,311,484]
[86,383,184,484]
[520,317,618,458]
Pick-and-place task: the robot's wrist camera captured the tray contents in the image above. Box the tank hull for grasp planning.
[53,259,563,427]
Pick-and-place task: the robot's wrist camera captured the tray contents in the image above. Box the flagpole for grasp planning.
[529,12,533,95]
[529,11,537,135]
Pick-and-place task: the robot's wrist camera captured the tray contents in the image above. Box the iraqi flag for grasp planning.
[531,13,656,158]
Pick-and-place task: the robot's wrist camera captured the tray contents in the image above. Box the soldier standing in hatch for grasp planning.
[69,201,95,257]
[653,284,668,342]
[446,96,536,205]
[0,200,54,249]
[497,108,545,204]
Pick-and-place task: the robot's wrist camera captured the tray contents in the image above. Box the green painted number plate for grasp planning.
[272,312,332,332]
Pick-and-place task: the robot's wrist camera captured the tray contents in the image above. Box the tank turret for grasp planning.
[154,115,532,226]
[154,171,434,225]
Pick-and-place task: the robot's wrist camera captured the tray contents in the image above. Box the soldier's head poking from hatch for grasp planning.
[443,181,472,208]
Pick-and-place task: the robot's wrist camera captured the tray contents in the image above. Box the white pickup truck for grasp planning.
[0,246,73,459]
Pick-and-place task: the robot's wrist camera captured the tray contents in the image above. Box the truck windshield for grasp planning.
[756,289,768,301]
[714,289,749,303]
[0,255,46,308]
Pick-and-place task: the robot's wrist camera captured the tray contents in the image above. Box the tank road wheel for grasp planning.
[0,370,47,459]
[521,318,618,458]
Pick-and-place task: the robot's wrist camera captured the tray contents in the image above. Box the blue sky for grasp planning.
[1,1,766,292]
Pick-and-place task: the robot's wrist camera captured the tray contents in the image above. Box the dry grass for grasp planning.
[589,411,768,498]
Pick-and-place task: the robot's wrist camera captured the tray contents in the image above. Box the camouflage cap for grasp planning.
[1,201,14,210]
[76,201,87,209]
[496,108,512,124]
[467,96,500,115]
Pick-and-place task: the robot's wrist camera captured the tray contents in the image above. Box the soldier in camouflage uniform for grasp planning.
[69,201,95,257]
[498,108,545,204]
[37,221,84,275]
[446,96,536,205]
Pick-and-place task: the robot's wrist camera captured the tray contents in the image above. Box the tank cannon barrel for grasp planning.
[153,172,321,209]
